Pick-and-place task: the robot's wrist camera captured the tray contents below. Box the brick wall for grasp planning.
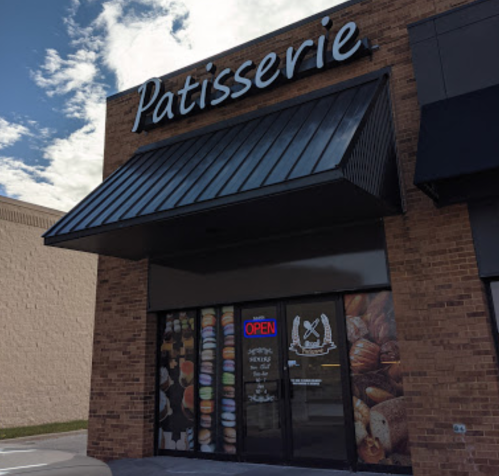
[89,0,499,473]
[87,256,154,461]
[0,196,97,428]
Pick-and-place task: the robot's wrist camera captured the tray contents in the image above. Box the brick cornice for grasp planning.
[0,196,63,230]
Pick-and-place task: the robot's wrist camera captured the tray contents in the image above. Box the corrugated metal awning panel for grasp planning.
[44,72,400,259]
[46,80,377,238]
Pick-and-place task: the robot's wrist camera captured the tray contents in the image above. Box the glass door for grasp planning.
[240,304,284,460]
[240,297,351,465]
[284,298,349,463]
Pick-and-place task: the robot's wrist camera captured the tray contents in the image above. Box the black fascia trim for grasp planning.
[408,0,492,29]
[136,68,390,155]
[150,217,385,264]
[44,168,345,247]
[107,0,369,102]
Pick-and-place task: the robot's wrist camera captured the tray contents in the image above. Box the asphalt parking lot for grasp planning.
[0,430,89,455]
[0,431,109,475]
[0,431,110,475]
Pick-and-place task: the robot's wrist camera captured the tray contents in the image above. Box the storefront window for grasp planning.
[198,306,237,454]
[198,307,218,453]
[343,291,411,467]
[157,294,411,469]
[158,311,196,452]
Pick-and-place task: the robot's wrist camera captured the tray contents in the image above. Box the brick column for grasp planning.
[87,256,156,462]
[384,110,499,476]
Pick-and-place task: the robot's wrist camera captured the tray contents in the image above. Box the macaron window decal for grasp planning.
[221,307,237,455]
[158,311,196,452]
[199,306,237,455]
[199,308,217,453]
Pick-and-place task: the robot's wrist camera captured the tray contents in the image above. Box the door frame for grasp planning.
[237,300,287,464]
[282,294,357,469]
[237,294,354,470]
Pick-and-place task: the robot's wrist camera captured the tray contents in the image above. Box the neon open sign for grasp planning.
[244,319,277,338]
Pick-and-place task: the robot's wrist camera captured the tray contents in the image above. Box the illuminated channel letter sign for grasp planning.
[132,17,373,133]
[244,319,277,339]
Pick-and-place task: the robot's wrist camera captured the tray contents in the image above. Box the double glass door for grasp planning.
[240,297,351,465]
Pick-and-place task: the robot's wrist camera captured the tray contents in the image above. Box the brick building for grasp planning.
[44,0,499,474]
[0,196,97,428]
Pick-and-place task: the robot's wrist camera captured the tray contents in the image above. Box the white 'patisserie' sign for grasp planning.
[132,17,373,133]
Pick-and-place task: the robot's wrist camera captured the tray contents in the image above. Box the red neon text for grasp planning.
[244,320,276,337]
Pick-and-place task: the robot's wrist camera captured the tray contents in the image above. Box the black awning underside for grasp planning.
[45,72,400,260]
[414,83,499,205]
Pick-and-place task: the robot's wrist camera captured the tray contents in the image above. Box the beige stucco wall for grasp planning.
[0,196,97,428]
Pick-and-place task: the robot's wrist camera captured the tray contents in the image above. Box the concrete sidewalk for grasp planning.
[108,456,393,476]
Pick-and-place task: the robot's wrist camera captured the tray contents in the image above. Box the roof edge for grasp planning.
[408,0,491,29]
[0,195,64,216]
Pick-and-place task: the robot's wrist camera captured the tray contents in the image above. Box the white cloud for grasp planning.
[96,0,339,90]
[0,116,104,211]
[31,48,99,96]
[1,0,344,211]
[0,118,30,150]
[2,6,107,211]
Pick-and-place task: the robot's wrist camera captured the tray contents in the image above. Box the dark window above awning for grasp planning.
[44,72,400,260]
[414,83,499,205]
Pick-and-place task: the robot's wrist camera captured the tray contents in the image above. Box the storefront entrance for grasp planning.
[240,297,351,466]
[156,285,411,472]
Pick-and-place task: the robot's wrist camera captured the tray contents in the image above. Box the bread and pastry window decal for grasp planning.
[344,291,411,468]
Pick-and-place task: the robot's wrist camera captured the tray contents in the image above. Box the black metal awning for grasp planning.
[44,72,400,260]
[414,83,499,205]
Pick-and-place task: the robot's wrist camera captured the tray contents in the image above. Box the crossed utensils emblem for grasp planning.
[303,318,320,340]
[289,313,336,356]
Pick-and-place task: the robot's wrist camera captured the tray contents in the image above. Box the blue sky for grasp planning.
[0,0,342,211]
